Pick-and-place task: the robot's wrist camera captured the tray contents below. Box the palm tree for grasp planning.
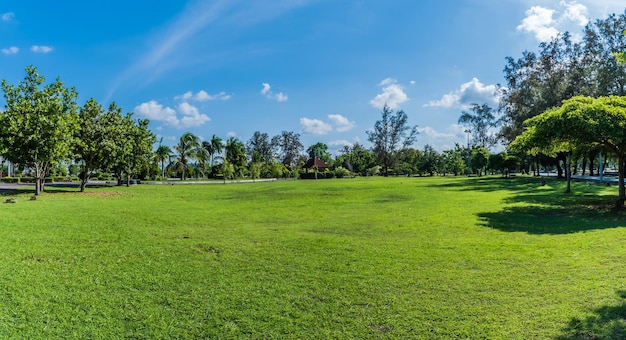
[210,134,223,167]
[154,144,172,180]
[173,132,200,180]
[225,137,247,178]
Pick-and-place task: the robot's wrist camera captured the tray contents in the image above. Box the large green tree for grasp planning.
[366,104,418,175]
[73,98,109,192]
[0,65,78,195]
[510,96,626,203]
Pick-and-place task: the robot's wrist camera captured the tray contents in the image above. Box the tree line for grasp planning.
[0,64,507,194]
[0,65,154,194]
[500,11,626,205]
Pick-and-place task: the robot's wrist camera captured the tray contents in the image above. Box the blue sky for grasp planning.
[1,1,625,154]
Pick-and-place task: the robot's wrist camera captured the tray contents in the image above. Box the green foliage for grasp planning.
[333,166,351,178]
[366,104,418,174]
[306,142,332,165]
[0,65,78,194]
[458,103,497,149]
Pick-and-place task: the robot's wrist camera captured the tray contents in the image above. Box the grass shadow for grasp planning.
[0,182,117,196]
[558,291,626,339]
[443,176,626,234]
[477,203,626,234]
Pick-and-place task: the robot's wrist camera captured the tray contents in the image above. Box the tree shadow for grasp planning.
[476,203,625,235]
[436,176,626,234]
[0,182,117,196]
[558,291,626,339]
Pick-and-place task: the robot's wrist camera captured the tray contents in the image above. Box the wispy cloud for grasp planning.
[175,90,232,102]
[108,0,311,100]
[261,82,288,102]
[1,12,14,22]
[31,45,53,54]
[1,46,19,55]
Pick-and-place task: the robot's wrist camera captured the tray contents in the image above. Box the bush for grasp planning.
[1,176,20,183]
[334,167,351,178]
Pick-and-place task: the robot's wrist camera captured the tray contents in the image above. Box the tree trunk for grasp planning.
[35,177,41,196]
[565,152,571,193]
[617,154,626,207]
[80,171,88,192]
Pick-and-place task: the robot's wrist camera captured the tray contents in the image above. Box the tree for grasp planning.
[154,144,172,180]
[458,103,497,149]
[335,143,375,175]
[0,65,78,195]
[173,132,200,180]
[442,146,466,176]
[471,146,490,176]
[110,116,155,186]
[271,131,303,167]
[510,96,626,203]
[225,137,247,178]
[366,104,418,175]
[73,98,108,192]
[306,142,332,164]
[209,134,223,167]
[418,145,441,176]
[247,131,274,165]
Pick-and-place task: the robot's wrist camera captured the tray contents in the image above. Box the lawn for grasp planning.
[1,175,625,338]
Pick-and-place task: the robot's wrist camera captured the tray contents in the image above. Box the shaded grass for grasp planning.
[0,176,625,338]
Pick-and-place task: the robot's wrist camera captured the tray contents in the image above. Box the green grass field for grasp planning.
[1,175,626,338]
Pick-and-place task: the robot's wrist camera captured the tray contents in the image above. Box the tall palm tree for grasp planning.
[225,137,247,178]
[210,134,223,167]
[154,144,172,180]
[173,132,200,180]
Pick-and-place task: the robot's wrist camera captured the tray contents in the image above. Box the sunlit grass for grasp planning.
[0,175,625,338]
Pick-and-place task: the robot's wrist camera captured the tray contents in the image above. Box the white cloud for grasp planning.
[300,114,355,135]
[300,118,332,135]
[227,131,237,138]
[275,92,288,102]
[176,90,231,101]
[176,91,193,101]
[1,46,19,55]
[135,100,210,129]
[261,83,271,95]
[425,78,500,109]
[517,1,590,42]
[370,78,409,110]
[31,45,53,54]
[416,125,471,152]
[410,80,416,85]
[328,114,355,132]
[260,82,288,102]
[328,140,352,147]
[1,12,14,22]
[563,1,589,26]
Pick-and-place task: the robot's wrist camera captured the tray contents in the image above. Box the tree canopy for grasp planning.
[0,65,78,195]
[510,96,626,203]
[366,104,418,175]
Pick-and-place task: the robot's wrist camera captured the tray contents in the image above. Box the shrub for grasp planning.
[334,167,351,178]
